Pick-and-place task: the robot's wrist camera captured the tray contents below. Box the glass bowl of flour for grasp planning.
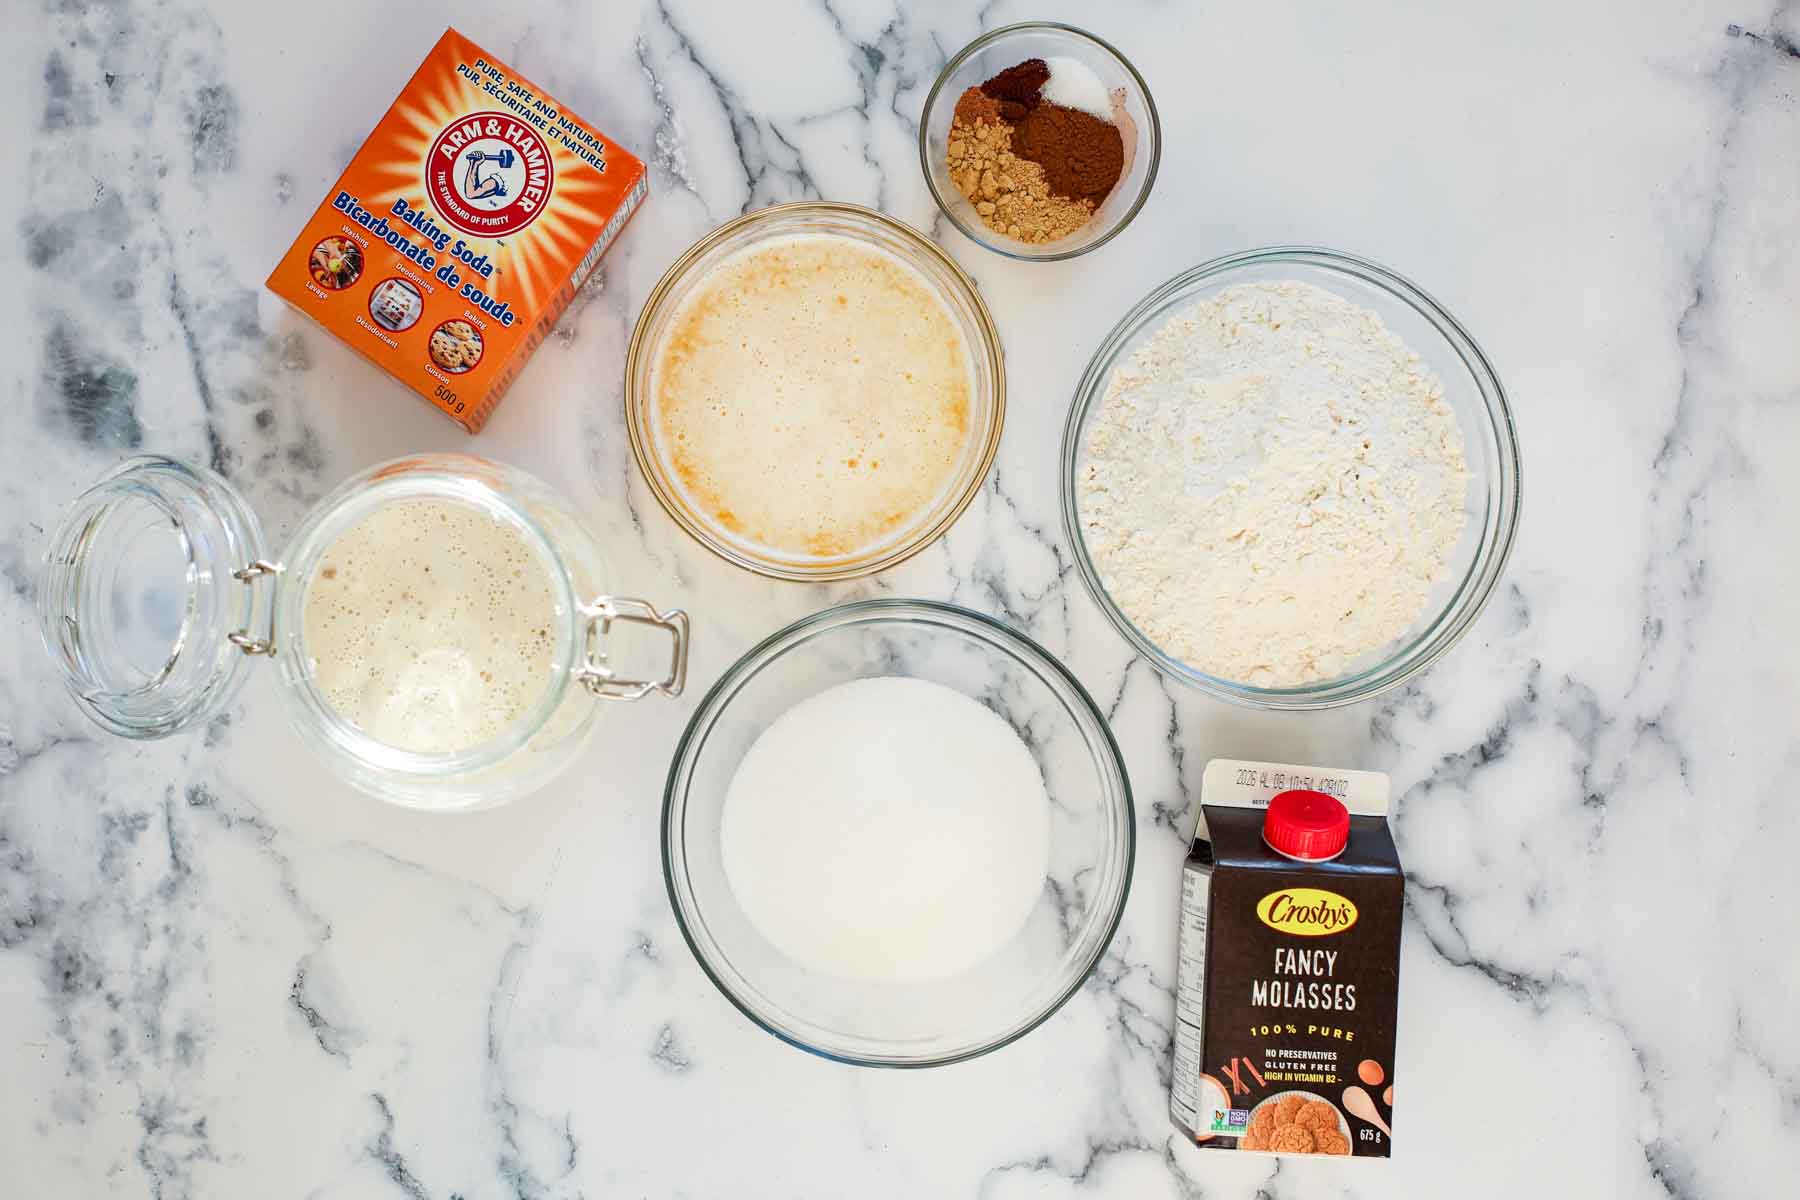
[662,599,1133,1066]
[1062,247,1521,708]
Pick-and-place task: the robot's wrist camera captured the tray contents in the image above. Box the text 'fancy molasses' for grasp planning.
[1171,760,1403,1158]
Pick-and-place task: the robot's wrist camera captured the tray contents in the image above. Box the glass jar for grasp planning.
[39,453,690,811]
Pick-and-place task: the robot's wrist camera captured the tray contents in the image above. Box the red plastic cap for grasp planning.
[1263,790,1350,862]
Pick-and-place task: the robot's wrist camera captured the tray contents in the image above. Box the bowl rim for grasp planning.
[1059,245,1523,709]
[918,21,1163,261]
[661,597,1136,1067]
[624,201,1006,581]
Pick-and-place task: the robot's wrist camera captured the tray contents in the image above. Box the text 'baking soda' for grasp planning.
[266,28,647,432]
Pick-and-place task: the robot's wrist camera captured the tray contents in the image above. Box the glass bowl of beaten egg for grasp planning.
[662,599,1135,1067]
[625,202,1005,580]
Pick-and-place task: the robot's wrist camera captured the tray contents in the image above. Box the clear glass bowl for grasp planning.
[625,202,1005,580]
[1061,247,1522,708]
[920,22,1160,261]
[662,600,1134,1066]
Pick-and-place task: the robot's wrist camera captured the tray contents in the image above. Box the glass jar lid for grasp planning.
[39,456,273,738]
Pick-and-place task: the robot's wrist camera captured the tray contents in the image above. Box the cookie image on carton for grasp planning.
[267,28,647,431]
[1240,1091,1351,1155]
[428,320,483,373]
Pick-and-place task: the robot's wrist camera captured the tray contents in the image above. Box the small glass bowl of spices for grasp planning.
[920,23,1160,260]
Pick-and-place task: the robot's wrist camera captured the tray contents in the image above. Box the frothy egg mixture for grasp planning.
[652,234,975,560]
[301,499,561,754]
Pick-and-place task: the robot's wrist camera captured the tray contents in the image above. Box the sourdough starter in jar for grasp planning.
[301,498,561,753]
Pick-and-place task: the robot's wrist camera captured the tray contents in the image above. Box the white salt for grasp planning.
[1042,55,1115,121]
[720,676,1051,982]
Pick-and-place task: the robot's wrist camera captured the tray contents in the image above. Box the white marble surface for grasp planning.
[3,0,1797,1196]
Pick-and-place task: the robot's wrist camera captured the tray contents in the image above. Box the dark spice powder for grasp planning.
[1012,103,1125,205]
[980,57,1050,122]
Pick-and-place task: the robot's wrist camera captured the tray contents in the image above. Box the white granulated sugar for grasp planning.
[721,676,1050,982]
[1041,56,1114,121]
[1077,280,1470,687]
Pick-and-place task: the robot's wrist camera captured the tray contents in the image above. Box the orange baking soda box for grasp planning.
[267,28,647,431]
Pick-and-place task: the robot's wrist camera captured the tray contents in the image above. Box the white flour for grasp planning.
[1077,281,1470,687]
[721,676,1050,982]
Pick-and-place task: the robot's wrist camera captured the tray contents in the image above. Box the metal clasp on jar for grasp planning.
[575,597,690,700]
[228,560,283,655]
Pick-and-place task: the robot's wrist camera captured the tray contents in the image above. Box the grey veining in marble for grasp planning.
[3,0,1798,1197]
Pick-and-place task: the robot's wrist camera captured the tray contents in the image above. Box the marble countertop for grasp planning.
[4,0,1797,1196]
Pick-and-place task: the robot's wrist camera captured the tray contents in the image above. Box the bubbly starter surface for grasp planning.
[301,498,561,754]
[653,234,975,559]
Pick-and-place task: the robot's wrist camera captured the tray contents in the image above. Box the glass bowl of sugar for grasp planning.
[662,599,1134,1067]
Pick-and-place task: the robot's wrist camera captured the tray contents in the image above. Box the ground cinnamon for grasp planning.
[953,86,1002,125]
[1013,104,1124,206]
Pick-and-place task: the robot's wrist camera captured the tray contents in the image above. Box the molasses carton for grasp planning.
[267,28,647,431]
[1170,759,1402,1158]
